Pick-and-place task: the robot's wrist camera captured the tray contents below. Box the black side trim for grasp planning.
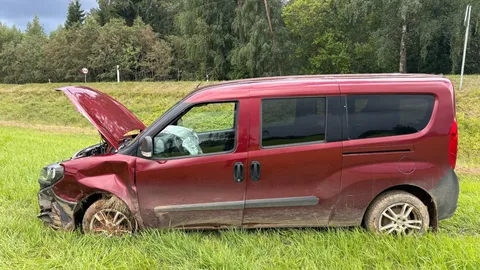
[153,196,319,213]
[431,168,459,220]
[154,201,244,212]
[326,96,342,142]
[341,96,349,141]
[245,196,319,208]
[343,149,411,155]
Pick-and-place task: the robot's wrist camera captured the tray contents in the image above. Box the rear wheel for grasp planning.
[364,190,429,235]
[82,197,136,236]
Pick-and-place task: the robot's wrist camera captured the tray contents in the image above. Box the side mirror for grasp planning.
[140,136,153,158]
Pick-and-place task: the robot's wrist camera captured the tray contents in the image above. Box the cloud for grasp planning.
[0,0,98,32]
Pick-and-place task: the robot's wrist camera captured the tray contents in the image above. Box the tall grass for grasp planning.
[0,126,479,269]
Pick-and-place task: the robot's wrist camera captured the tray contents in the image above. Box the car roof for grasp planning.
[186,74,451,103]
[198,73,446,89]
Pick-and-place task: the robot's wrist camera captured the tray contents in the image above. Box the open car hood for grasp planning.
[57,86,146,150]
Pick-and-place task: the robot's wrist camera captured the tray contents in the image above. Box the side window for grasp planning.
[262,97,326,147]
[181,103,235,132]
[347,95,434,140]
[153,102,237,158]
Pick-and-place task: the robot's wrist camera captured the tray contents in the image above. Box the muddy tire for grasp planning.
[82,196,137,236]
[364,190,429,235]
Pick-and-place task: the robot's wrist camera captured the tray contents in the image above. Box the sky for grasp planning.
[0,0,98,33]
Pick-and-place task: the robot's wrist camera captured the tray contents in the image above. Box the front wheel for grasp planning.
[364,190,429,235]
[82,196,137,236]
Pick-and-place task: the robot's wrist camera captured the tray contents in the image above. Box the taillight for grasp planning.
[448,120,458,169]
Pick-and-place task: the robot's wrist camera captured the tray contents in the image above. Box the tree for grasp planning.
[139,29,173,80]
[91,0,114,26]
[137,0,178,37]
[0,23,22,49]
[0,16,48,83]
[45,17,101,82]
[283,0,369,74]
[91,0,177,37]
[171,0,236,80]
[414,0,454,74]
[385,0,422,73]
[450,0,480,74]
[2,0,480,84]
[351,0,453,73]
[112,0,142,26]
[44,15,172,82]
[86,18,172,81]
[0,23,23,83]
[463,15,480,74]
[230,0,291,78]
[295,0,460,74]
[65,0,86,28]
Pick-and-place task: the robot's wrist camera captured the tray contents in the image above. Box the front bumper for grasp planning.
[38,187,77,231]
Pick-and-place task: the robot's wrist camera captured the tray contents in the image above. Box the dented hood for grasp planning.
[57,86,146,149]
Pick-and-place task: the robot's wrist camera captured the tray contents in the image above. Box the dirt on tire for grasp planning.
[364,190,429,234]
[82,195,137,235]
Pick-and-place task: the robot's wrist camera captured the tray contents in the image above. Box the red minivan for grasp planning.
[38,74,459,236]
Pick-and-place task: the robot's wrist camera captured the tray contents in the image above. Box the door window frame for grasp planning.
[148,100,240,160]
[344,94,436,141]
[259,96,328,149]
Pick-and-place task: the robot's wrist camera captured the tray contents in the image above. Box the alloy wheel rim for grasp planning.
[89,209,133,236]
[378,203,423,235]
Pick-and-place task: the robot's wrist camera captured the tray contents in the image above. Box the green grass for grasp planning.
[449,76,480,168]
[0,126,479,269]
[0,81,203,128]
[1,77,480,269]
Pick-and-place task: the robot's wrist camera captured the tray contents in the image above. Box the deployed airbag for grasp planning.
[154,125,203,156]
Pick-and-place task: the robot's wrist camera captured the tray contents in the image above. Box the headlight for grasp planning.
[38,164,64,187]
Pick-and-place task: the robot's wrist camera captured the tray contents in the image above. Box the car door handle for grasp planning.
[250,161,261,181]
[233,162,244,183]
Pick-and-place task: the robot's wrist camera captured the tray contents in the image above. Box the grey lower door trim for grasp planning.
[154,200,244,213]
[245,196,319,208]
[154,196,319,213]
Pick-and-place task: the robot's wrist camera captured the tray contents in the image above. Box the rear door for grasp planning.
[242,91,344,227]
[331,93,437,225]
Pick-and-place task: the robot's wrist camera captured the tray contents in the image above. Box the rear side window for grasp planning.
[347,95,434,139]
[262,97,326,147]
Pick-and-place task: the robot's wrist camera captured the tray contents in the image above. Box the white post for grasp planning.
[460,5,472,90]
[84,73,87,83]
[206,74,209,82]
[117,65,120,83]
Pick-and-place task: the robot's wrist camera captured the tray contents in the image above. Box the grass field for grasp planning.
[0,76,480,269]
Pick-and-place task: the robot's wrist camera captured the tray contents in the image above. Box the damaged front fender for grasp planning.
[37,154,143,231]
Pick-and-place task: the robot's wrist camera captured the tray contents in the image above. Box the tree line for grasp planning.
[0,0,478,84]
